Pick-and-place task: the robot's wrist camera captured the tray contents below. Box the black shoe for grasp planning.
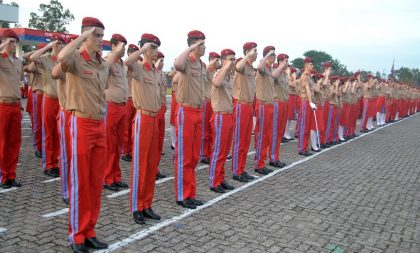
[339,139,347,142]
[171,145,175,150]
[53,167,60,176]
[6,179,21,187]
[281,137,288,143]
[63,198,69,205]
[226,154,232,160]
[320,144,327,148]
[242,172,255,180]
[221,181,235,190]
[210,185,225,193]
[311,148,321,152]
[188,198,204,206]
[156,172,166,180]
[70,243,89,253]
[44,169,59,178]
[104,183,119,191]
[121,154,132,162]
[269,160,284,168]
[360,129,368,133]
[298,151,312,156]
[233,174,249,183]
[325,143,332,147]
[142,208,161,220]
[114,181,128,188]
[85,237,108,250]
[35,150,42,158]
[255,168,270,175]
[176,199,196,209]
[133,211,146,224]
[0,182,11,189]
[200,158,210,164]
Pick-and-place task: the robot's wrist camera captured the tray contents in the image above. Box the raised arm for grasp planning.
[30,41,57,62]
[174,40,204,72]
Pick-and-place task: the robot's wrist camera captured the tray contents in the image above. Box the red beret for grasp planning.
[330,76,339,82]
[313,73,324,79]
[37,43,47,49]
[1,29,19,42]
[341,77,350,82]
[322,61,333,68]
[290,67,297,73]
[187,30,205,40]
[304,57,313,64]
[127,44,139,51]
[209,52,220,58]
[111,34,127,44]
[300,68,305,73]
[141,33,161,47]
[272,63,279,69]
[243,42,257,51]
[263,46,275,56]
[81,17,105,29]
[350,77,356,82]
[366,74,375,79]
[353,71,361,77]
[220,48,235,57]
[277,53,289,62]
[156,51,165,59]
[51,33,66,43]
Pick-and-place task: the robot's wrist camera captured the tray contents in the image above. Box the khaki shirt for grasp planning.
[30,70,44,92]
[131,61,161,112]
[211,70,233,112]
[38,53,59,96]
[0,52,22,100]
[175,55,206,106]
[299,73,313,100]
[158,70,167,106]
[204,67,216,99]
[56,75,67,108]
[105,59,128,103]
[273,72,289,102]
[320,83,330,104]
[61,49,110,117]
[362,83,372,98]
[255,63,274,103]
[232,62,255,103]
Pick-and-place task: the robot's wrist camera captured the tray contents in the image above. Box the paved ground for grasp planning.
[0,98,419,253]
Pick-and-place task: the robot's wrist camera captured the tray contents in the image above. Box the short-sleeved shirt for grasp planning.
[204,67,216,99]
[56,74,67,108]
[175,55,206,106]
[105,59,128,103]
[299,73,313,100]
[255,63,274,103]
[131,61,161,112]
[273,72,289,102]
[37,53,59,96]
[211,70,233,112]
[61,49,110,117]
[0,52,22,100]
[232,61,255,103]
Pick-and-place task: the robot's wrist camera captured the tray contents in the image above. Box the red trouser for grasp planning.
[254,101,273,169]
[287,94,298,120]
[26,87,33,124]
[104,102,127,185]
[169,91,177,126]
[231,101,253,176]
[200,98,213,160]
[311,105,325,140]
[68,115,106,244]
[174,105,201,201]
[32,92,43,152]
[42,95,60,171]
[377,96,386,113]
[0,103,21,183]
[361,98,370,130]
[297,99,313,152]
[269,100,287,162]
[58,109,71,201]
[209,112,233,188]
[123,98,136,156]
[321,102,330,145]
[130,112,159,212]
[157,105,166,173]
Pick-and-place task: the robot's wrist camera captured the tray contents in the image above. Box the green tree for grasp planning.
[395,67,420,86]
[303,50,333,72]
[291,57,304,70]
[28,0,74,33]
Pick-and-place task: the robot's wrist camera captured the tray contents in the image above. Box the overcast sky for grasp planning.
[13,0,420,73]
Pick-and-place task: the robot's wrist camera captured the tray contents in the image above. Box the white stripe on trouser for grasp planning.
[131,113,141,213]
[209,114,221,188]
[69,116,79,244]
[176,107,185,201]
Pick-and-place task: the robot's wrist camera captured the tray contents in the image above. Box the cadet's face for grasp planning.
[197,41,206,57]
[4,38,17,53]
[158,58,164,69]
[53,40,65,53]
[146,45,158,60]
[215,59,221,69]
[267,53,275,65]
[86,28,104,53]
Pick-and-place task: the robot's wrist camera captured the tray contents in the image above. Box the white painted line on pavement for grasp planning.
[22,136,30,138]
[98,116,413,252]
[42,208,69,218]
[21,127,32,130]
[0,187,17,194]
[42,178,60,183]
[0,227,7,233]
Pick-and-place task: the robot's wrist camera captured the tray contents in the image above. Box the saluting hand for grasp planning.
[80,27,96,41]
[189,40,204,51]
